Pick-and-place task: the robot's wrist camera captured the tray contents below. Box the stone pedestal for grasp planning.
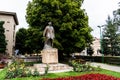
[33,63,73,74]
[41,48,58,63]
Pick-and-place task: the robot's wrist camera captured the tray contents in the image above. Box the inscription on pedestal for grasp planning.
[41,48,58,63]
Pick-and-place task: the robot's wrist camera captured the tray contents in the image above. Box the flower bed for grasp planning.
[42,73,120,80]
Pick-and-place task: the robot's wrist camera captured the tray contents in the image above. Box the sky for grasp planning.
[82,0,119,38]
[0,0,119,38]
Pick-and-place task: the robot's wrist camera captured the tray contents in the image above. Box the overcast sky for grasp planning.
[82,0,119,38]
[0,0,119,38]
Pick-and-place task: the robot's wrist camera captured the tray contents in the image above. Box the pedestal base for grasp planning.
[41,48,58,64]
[32,63,73,74]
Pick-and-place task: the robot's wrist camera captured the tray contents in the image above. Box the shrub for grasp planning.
[69,60,95,72]
[44,64,49,75]
[5,58,40,79]
[42,73,120,80]
[5,58,26,78]
[33,68,40,76]
[25,68,32,77]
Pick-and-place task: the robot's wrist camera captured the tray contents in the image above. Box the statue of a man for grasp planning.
[43,22,55,49]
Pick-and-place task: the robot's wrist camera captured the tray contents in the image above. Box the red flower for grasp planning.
[42,73,120,80]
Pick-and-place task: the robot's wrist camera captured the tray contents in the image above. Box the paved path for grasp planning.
[91,62,120,73]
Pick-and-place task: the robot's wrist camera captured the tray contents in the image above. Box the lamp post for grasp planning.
[98,25,104,63]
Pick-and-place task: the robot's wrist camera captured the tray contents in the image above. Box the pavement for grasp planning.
[90,62,120,73]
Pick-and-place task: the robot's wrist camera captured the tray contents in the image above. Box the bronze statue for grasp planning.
[43,22,55,49]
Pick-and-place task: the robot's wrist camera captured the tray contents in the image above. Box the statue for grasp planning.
[43,22,55,49]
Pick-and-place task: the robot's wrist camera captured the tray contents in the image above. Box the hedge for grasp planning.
[75,56,120,65]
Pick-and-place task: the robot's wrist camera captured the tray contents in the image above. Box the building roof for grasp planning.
[0,11,19,25]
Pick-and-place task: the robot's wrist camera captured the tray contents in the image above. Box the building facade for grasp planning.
[0,11,19,56]
[91,37,101,56]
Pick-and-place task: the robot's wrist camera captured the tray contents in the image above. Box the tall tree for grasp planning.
[15,28,27,54]
[102,16,120,56]
[26,0,93,56]
[113,3,120,55]
[16,28,42,55]
[0,21,7,54]
[25,27,43,54]
[102,3,120,56]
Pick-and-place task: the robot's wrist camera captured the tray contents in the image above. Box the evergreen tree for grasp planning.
[102,3,120,56]
[113,4,120,55]
[26,0,93,56]
[0,21,7,54]
[102,16,119,56]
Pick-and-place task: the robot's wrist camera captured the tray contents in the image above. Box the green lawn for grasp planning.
[0,68,120,80]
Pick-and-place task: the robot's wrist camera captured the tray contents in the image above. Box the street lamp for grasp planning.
[98,25,104,63]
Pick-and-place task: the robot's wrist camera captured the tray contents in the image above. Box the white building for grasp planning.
[0,11,19,56]
[91,37,101,56]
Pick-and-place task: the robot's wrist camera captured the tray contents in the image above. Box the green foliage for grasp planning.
[1,65,120,80]
[102,3,120,56]
[15,28,27,54]
[0,68,7,79]
[33,68,40,76]
[26,0,93,55]
[69,60,95,72]
[44,64,49,75]
[25,27,43,54]
[6,59,24,78]
[5,58,33,79]
[15,27,43,54]
[25,68,32,77]
[87,45,94,56]
[0,21,7,54]
[102,15,120,56]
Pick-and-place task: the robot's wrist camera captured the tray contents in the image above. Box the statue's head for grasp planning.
[48,22,52,25]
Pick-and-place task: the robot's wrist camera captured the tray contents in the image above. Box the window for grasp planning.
[6,30,9,32]
[7,21,10,23]
[14,25,15,30]
[6,40,9,42]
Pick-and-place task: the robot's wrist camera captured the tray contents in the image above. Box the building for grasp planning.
[91,37,101,56]
[0,11,19,56]
[76,37,101,56]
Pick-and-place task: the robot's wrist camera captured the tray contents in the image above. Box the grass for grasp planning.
[0,68,7,80]
[0,68,120,80]
[41,69,120,79]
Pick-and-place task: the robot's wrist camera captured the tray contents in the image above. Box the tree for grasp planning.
[87,45,94,56]
[15,28,27,54]
[113,4,120,55]
[16,27,43,55]
[0,21,7,54]
[25,27,43,54]
[102,2,120,56]
[26,0,93,56]
[102,16,120,56]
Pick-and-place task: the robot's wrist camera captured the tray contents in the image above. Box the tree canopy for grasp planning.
[16,28,43,54]
[25,0,93,55]
[15,28,27,54]
[0,21,7,54]
[102,9,120,56]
